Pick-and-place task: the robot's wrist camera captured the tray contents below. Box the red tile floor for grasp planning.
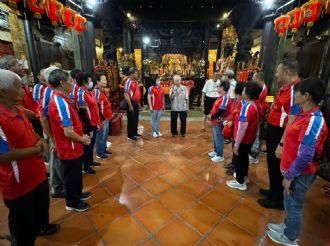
[0,121,329,246]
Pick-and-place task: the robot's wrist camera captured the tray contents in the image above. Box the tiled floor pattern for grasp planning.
[0,121,329,246]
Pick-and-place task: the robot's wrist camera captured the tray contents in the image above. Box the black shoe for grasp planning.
[65,201,91,212]
[83,167,96,175]
[105,150,112,155]
[224,139,232,144]
[259,188,270,197]
[224,163,233,169]
[91,162,102,167]
[37,224,60,236]
[81,192,93,201]
[127,136,137,141]
[181,134,185,137]
[258,198,284,210]
[51,191,66,199]
[135,134,142,138]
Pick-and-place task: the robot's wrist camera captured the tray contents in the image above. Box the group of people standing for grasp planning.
[202,60,329,246]
[0,55,114,245]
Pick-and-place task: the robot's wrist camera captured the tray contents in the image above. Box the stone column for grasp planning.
[22,12,40,83]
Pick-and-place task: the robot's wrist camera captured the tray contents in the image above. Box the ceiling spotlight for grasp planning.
[143,36,151,45]
[127,12,131,18]
[216,24,220,28]
[223,12,229,19]
[118,47,123,52]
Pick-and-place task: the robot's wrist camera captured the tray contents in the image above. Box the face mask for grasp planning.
[87,81,93,89]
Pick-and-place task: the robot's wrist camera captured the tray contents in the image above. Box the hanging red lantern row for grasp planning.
[274,15,290,37]
[288,7,304,33]
[75,15,87,33]
[62,7,77,29]
[9,0,21,8]
[27,0,45,19]
[45,0,63,26]
[301,0,325,28]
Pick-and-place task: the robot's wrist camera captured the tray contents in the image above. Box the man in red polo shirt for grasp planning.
[124,67,141,141]
[148,78,165,138]
[69,68,81,102]
[0,69,59,246]
[76,72,101,174]
[93,73,113,159]
[249,72,268,164]
[258,60,301,209]
[48,69,92,212]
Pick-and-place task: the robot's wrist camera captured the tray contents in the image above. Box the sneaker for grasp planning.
[158,132,163,137]
[211,156,225,163]
[96,154,108,160]
[153,132,158,138]
[224,139,232,144]
[208,151,217,157]
[226,179,247,191]
[51,191,66,199]
[81,192,93,201]
[258,198,284,210]
[267,229,298,246]
[249,155,259,164]
[83,167,96,175]
[233,172,249,184]
[181,134,185,137]
[37,224,60,236]
[91,162,101,167]
[135,134,142,138]
[65,201,91,212]
[268,223,286,233]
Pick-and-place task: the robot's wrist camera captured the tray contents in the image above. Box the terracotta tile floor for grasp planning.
[0,121,330,246]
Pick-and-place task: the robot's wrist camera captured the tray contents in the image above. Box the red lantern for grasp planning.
[288,8,304,33]
[75,15,87,33]
[302,0,325,28]
[46,0,63,26]
[274,15,290,37]
[62,7,77,29]
[27,0,45,19]
[326,0,330,14]
[9,0,21,8]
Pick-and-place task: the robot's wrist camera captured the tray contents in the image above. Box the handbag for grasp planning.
[223,125,233,139]
[120,80,138,110]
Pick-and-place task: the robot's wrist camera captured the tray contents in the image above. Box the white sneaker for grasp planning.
[211,156,224,163]
[158,132,163,137]
[226,179,247,191]
[233,173,249,184]
[267,229,298,246]
[249,155,259,164]
[268,223,286,233]
[152,132,158,138]
[208,151,217,157]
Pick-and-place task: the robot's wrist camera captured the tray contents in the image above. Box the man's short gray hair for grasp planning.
[0,69,21,89]
[0,55,17,70]
[173,75,181,82]
[44,66,58,83]
[224,69,235,79]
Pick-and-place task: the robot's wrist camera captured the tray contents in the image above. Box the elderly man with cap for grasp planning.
[0,69,59,246]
